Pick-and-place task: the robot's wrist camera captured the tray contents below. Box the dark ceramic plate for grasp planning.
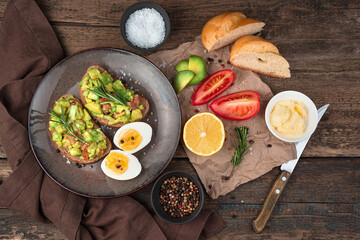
[28,48,181,198]
[151,171,204,224]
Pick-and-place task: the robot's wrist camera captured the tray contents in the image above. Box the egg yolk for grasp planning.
[105,152,129,174]
[119,129,142,151]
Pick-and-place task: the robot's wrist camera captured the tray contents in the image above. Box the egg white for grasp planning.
[101,150,142,180]
[113,122,152,154]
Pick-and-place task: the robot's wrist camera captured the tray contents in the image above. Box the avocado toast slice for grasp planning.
[79,65,150,128]
[49,94,112,164]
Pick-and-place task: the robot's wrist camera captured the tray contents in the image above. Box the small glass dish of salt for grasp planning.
[120,1,171,52]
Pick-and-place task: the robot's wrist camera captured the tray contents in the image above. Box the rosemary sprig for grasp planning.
[87,79,130,106]
[49,105,85,143]
[232,126,252,168]
[222,126,252,181]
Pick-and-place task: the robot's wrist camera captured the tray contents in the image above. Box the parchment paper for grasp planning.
[148,36,296,199]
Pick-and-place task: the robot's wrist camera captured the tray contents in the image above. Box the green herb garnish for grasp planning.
[49,105,85,143]
[87,79,130,106]
[222,126,252,181]
[232,126,252,168]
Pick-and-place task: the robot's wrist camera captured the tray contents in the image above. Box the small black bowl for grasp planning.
[151,171,205,224]
[120,1,171,52]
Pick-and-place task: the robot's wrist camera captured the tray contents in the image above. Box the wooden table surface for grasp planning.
[0,0,359,239]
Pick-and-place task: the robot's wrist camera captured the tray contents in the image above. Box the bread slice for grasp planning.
[79,65,150,128]
[49,94,111,164]
[201,12,265,52]
[230,35,291,78]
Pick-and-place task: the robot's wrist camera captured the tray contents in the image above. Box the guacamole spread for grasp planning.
[79,67,144,125]
[49,95,107,160]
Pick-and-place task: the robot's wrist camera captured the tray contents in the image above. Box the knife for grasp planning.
[252,104,329,233]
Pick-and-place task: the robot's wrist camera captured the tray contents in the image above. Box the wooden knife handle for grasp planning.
[252,171,291,233]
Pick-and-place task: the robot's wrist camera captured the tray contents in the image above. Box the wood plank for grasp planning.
[1,0,358,56]
[0,0,358,27]
[2,202,358,240]
[209,205,360,240]
[1,157,358,205]
[0,209,65,239]
[49,24,360,61]
[51,25,194,56]
[1,202,358,240]
[1,201,358,240]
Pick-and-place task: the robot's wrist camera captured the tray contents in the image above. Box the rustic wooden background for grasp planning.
[0,0,359,239]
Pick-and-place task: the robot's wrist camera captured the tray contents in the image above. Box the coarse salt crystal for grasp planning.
[125,8,165,49]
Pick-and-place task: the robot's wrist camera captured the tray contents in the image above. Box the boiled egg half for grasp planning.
[101,150,141,180]
[113,122,152,154]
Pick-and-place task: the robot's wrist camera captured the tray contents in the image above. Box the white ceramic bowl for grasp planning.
[265,91,318,142]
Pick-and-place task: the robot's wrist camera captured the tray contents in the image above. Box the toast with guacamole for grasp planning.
[49,94,112,164]
[78,65,149,127]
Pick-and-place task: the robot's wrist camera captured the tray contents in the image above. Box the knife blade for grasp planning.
[252,104,329,233]
[280,104,330,173]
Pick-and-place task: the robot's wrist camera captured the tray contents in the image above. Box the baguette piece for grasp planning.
[49,95,111,164]
[79,65,150,128]
[201,12,265,52]
[230,35,291,78]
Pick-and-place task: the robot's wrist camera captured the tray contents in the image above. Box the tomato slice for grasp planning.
[82,150,89,161]
[209,91,260,121]
[130,95,140,107]
[99,97,110,103]
[192,69,235,106]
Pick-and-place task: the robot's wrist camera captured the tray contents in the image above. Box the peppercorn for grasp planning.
[159,176,200,218]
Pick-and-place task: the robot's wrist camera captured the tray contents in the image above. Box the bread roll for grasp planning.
[230,35,291,78]
[201,12,265,52]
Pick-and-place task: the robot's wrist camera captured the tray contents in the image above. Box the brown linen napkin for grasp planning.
[0,0,224,239]
[148,37,296,199]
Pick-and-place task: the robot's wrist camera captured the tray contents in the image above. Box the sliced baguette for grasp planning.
[79,65,150,128]
[201,12,265,52]
[49,94,111,164]
[230,35,291,78]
